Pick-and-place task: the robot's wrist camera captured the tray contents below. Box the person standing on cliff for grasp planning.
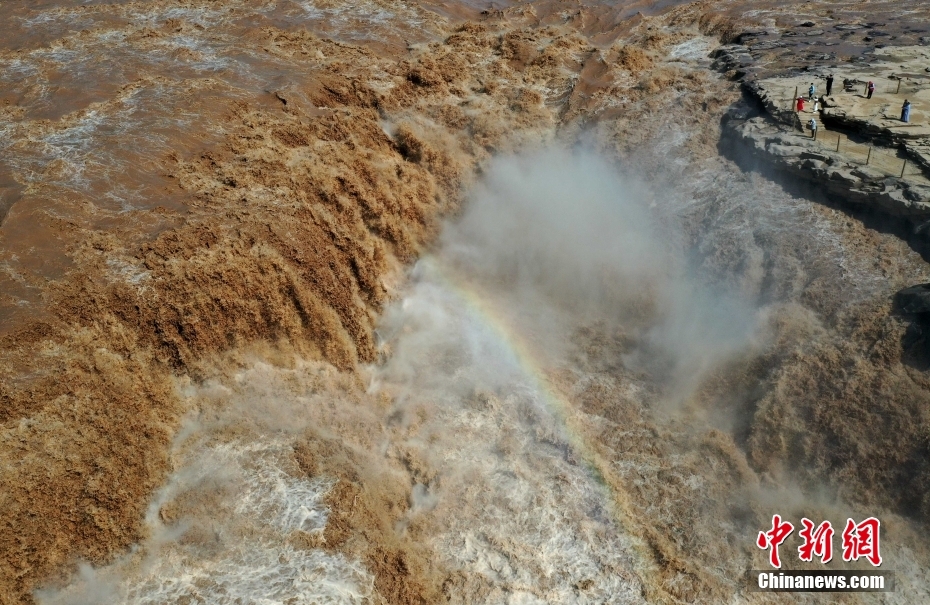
[867,80,875,99]
[902,99,912,123]
[808,117,818,139]
[826,74,834,96]
[809,83,816,100]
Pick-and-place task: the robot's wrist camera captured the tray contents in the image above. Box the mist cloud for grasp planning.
[38,146,760,605]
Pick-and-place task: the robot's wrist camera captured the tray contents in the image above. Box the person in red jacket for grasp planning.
[796,96,805,112]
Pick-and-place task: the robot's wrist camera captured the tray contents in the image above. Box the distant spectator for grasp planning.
[809,83,816,100]
[902,99,912,123]
[826,74,834,96]
[867,80,875,99]
[797,96,805,112]
[808,117,818,138]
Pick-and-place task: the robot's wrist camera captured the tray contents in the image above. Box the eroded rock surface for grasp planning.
[724,45,930,234]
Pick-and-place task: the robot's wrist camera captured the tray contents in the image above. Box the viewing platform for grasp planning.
[724,46,930,232]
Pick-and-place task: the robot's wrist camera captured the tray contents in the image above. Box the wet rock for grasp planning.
[849,166,882,181]
[751,40,786,51]
[829,168,859,186]
[722,108,930,233]
[734,30,769,44]
[801,157,828,171]
[710,45,755,74]
[766,143,799,157]
[896,288,930,368]
[911,184,930,200]
[800,150,832,164]
[742,79,799,128]
[875,188,922,215]
[895,283,930,314]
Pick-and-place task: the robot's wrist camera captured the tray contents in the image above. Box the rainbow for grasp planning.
[419,255,662,591]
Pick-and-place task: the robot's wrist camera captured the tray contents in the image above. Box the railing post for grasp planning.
[836,135,841,152]
[901,158,907,178]
[867,146,872,165]
[896,80,902,94]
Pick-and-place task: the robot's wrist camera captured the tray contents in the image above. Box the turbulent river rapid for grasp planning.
[35,146,930,604]
[6,1,930,604]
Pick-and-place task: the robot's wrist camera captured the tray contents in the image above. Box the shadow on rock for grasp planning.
[893,283,930,370]
[718,96,930,265]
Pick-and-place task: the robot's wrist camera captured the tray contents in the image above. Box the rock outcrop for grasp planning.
[722,46,930,234]
[725,112,930,226]
[896,282,930,314]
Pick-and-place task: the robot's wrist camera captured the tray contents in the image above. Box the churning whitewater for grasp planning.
[9,2,930,604]
[31,143,930,605]
[37,149,759,604]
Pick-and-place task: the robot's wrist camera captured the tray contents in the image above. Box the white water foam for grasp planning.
[37,441,372,605]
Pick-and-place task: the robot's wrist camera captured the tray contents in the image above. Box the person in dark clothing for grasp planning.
[867,81,875,99]
[825,74,834,96]
[902,100,912,123]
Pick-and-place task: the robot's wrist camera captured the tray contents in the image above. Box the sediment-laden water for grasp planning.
[5,1,930,604]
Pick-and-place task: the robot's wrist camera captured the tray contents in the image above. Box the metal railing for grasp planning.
[788,80,924,102]
[856,80,923,96]
[781,77,926,180]
[810,130,915,178]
